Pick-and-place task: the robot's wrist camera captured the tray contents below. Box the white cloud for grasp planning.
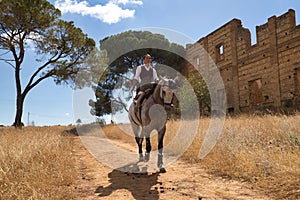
[112,0,143,5]
[54,0,143,24]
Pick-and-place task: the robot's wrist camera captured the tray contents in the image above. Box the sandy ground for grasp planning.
[72,136,270,200]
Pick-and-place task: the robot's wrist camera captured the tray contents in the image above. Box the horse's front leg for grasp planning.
[131,120,143,162]
[144,136,151,162]
[157,125,166,172]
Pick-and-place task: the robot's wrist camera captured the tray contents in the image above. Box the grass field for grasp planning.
[187,114,300,199]
[0,126,77,200]
[1,113,299,199]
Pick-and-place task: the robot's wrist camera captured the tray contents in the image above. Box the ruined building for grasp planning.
[186,9,300,113]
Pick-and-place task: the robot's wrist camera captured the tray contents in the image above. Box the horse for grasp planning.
[128,77,178,172]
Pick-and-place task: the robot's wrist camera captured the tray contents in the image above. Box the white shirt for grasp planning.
[133,64,159,82]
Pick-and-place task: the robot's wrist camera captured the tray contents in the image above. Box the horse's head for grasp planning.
[158,76,180,106]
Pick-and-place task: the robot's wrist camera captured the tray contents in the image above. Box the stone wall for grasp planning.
[186,9,300,113]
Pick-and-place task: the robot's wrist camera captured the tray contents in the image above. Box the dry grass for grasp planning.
[183,114,300,200]
[1,113,299,199]
[0,126,77,200]
[101,114,300,199]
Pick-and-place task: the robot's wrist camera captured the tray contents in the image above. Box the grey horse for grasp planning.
[128,78,178,172]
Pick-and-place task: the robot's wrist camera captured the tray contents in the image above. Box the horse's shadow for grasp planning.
[95,162,161,200]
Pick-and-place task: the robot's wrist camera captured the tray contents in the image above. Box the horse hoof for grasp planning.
[139,154,144,162]
[144,153,150,162]
[159,168,166,173]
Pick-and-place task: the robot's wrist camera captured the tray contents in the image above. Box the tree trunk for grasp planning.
[14,59,24,128]
[14,94,24,128]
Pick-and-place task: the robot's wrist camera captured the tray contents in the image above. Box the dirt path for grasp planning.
[72,136,269,200]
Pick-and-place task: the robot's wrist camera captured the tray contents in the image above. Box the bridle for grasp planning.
[159,79,177,107]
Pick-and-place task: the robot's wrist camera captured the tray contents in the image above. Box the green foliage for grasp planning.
[75,48,108,89]
[100,30,186,73]
[90,30,187,117]
[189,73,211,113]
[179,72,211,115]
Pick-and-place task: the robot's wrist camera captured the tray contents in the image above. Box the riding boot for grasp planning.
[134,92,145,120]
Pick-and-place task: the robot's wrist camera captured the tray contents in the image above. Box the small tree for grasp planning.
[0,0,96,127]
[189,73,211,114]
[179,72,211,115]
[76,119,82,124]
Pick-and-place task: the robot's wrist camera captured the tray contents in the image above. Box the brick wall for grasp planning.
[186,9,300,113]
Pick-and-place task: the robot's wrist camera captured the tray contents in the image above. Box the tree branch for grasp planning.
[112,97,129,113]
[26,51,62,89]
[22,70,54,98]
[3,59,16,69]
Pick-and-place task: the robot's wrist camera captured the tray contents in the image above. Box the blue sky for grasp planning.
[0,0,299,126]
